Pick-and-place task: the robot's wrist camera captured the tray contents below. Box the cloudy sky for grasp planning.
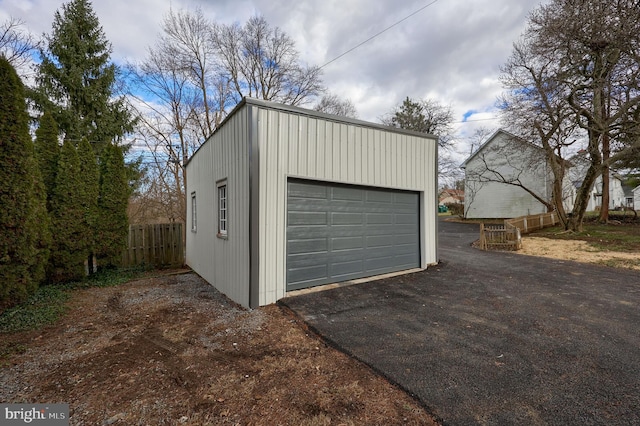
[1,0,542,160]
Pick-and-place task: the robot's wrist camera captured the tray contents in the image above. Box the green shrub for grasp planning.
[0,58,51,307]
[445,202,464,216]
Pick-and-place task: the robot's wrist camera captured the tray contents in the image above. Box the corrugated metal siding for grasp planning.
[185,108,251,306]
[254,106,437,305]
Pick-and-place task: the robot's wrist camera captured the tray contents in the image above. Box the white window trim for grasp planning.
[191,192,197,232]
[217,179,228,239]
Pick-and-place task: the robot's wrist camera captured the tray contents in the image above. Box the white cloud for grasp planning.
[1,0,538,138]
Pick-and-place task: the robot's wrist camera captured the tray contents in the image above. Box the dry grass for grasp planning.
[519,236,640,270]
[0,273,438,425]
[517,217,640,270]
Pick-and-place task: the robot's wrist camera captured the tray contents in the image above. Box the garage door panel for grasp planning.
[288,211,328,226]
[392,224,420,234]
[395,233,419,245]
[366,235,394,248]
[288,266,328,287]
[328,227,366,238]
[288,238,328,254]
[327,248,365,262]
[396,252,420,263]
[287,179,420,291]
[361,227,398,237]
[331,260,365,276]
[364,256,402,270]
[394,192,418,204]
[366,246,407,259]
[332,212,364,225]
[393,243,420,255]
[288,181,328,199]
[332,236,365,250]
[366,213,394,224]
[366,259,416,275]
[366,191,394,203]
[332,186,364,201]
[396,213,419,224]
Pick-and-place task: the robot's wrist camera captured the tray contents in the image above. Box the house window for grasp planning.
[191,192,197,232]
[217,180,227,238]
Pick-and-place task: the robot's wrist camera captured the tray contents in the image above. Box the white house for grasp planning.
[185,98,439,308]
[461,129,560,219]
[439,188,464,205]
[589,174,626,210]
[633,185,640,210]
[568,152,628,211]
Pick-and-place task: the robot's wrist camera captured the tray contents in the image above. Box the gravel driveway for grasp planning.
[280,218,640,425]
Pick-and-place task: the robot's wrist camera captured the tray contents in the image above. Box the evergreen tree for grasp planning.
[0,57,50,305]
[387,97,454,148]
[50,140,90,281]
[77,136,99,272]
[34,111,60,209]
[29,157,52,288]
[96,143,129,267]
[31,0,135,150]
[390,97,429,132]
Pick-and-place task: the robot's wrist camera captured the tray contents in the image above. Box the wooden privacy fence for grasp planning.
[479,212,559,251]
[122,223,184,268]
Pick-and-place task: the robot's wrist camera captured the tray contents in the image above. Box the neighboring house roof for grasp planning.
[633,185,640,193]
[439,188,464,203]
[462,129,516,168]
[460,129,550,169]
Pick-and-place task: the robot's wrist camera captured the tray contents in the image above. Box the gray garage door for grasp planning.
[286,179,420,291]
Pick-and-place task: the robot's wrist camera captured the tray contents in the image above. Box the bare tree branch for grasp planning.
[0,17,38,72]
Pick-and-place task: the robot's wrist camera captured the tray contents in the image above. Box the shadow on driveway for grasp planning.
[280,218,640,425]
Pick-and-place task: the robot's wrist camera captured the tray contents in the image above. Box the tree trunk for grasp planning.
[599,134,610,222]
[551,168,568,228]
[567,134,602,232]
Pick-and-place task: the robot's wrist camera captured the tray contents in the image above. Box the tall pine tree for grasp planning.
[0,57,51,305]
[97,143,129,267]
[34,111,60,210]
[31,0,135,149]
[50,140,91,281]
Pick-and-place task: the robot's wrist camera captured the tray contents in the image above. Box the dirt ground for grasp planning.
[519,236,640,270]
[0,272,437,426]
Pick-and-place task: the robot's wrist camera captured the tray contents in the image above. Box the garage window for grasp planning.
[191,192,197,232]
[217,180,227,238]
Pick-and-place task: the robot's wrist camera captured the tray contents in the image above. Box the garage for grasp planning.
[186,98,438,308]
[287,179,420,290]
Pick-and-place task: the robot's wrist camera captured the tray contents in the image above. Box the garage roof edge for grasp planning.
[185,97,439,167]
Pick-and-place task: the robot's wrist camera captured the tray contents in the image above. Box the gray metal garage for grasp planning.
[186,98,438,308]
[287,179,420,290]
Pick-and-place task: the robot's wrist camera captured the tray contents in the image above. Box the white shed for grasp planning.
[185,98,439,308]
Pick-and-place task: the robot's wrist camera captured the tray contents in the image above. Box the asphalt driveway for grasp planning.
[279,218,640,425]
